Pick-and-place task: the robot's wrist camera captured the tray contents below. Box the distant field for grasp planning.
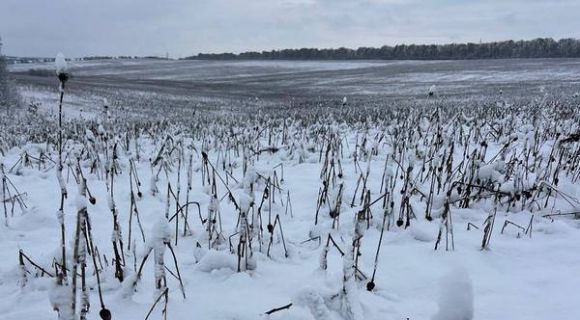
[10,58,580,103]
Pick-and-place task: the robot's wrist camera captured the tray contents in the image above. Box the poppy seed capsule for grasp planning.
[366,281,375,291]
[89,197,96,205]
[57,72,69,83]
[267,224,274,233]
[99,308,112,320]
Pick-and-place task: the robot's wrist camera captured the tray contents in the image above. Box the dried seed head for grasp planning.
[99,308,112,320]
[57,72,69,83]
[329,210,339,219]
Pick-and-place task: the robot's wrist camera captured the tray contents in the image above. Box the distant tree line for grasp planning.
[79,55,169,61]
[81,56,136,61]
[0,39,20,113]
[185,38,580,60]
[7,55,171,65]
[0,38,17,111]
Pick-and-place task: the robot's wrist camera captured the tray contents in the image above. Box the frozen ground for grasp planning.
[1,59,580,320]
[10,58,580,102]
[2,146,579,320]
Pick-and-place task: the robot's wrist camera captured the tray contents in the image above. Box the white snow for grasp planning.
[196,250,237,272]
[1,58,580,320]
[432,267,474,320]
[55,53,67,75]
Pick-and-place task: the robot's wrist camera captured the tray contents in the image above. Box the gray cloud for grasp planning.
[1,0,579,57]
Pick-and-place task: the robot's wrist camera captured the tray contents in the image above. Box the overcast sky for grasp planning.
[1,0,579,58]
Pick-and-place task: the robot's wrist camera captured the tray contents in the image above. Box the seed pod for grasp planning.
[329,210,339,219]
[100,308,112,320]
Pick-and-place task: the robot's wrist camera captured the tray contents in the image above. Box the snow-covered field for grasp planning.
[11,58,580,99]
[1,60,580,320]
[9,59,415,79]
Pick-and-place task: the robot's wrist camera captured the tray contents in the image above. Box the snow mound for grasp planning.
[55,53,67,75]
[409,219,439,242]
[293,288,332,320]
[196,249,237,272]
[432,267,474,320]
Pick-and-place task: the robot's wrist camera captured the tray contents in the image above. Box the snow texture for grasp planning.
[55,53,67,75]
[432,267,474,320]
